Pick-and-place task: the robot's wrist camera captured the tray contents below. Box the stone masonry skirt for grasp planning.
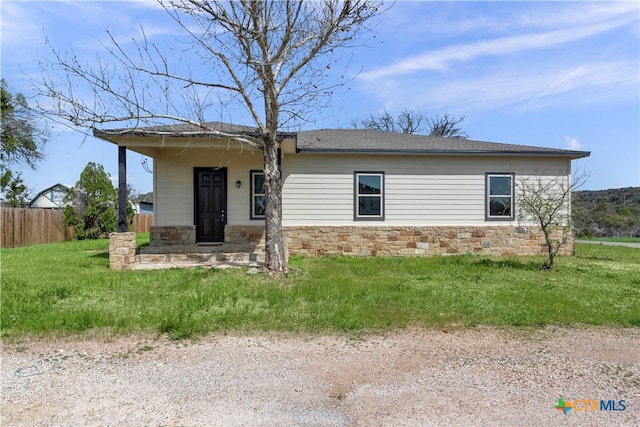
[283,225,573,257]
[148,225,573,257]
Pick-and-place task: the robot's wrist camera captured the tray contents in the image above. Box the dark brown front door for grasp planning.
[194,168,226,243]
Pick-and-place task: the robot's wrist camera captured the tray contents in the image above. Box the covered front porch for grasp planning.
[108,226,266,270]
[94,122,289,270]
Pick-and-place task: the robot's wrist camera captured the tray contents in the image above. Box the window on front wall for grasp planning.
[486,173,514,220]
[251,170,265,219]
[354,172,384,221]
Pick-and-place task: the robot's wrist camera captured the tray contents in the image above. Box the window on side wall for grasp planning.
[486,173,514,220]
[251,170,265,220]
[354,171,384,221]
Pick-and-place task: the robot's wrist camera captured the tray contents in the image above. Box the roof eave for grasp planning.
[92,128,296,141]
[296,148,591,159]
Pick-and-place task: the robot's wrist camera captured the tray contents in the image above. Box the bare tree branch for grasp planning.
[354,108,467,137]
[427,113,467,139]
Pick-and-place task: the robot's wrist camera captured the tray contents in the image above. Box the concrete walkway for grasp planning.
[577,240,640,248]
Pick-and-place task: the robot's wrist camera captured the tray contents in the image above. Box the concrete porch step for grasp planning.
[137,252,264,263]
[140,244,265,255]
[133,251,265,270]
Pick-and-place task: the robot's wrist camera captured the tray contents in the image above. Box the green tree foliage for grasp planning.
[64,162,134,239]
[572,187,640,237]
[1,174,28,207]
[1,79,48,206]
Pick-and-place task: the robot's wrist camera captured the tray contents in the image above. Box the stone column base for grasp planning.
[109,232,137,270]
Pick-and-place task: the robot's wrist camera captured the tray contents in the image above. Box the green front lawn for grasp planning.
[2,236,639,339]
[576,236,640,244]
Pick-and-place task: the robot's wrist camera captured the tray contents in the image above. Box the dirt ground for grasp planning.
[2,326,639,426]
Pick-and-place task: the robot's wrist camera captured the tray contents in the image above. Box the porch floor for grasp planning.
[134,244,265,270]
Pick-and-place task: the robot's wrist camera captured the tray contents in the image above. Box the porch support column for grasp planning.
[118,145,127,232]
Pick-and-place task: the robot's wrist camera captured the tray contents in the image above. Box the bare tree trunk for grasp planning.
[542,226,555,269]
[262,135,287,273]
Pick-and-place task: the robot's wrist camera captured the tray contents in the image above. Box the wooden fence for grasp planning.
[131,213,153,234]
[1,208,153,249]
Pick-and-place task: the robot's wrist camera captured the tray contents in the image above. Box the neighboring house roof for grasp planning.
[135,201,154,214]
[296,129,590,159]
[94,122,590,159]
[28,183,70,209]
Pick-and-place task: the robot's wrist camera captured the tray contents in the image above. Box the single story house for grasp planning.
[134,201,154,215]
[94,122,589,263]
[28,183,70,209]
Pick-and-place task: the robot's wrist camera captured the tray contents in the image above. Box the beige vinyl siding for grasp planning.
[516,173,572,222]
[283,171,353,223]
[154,147,263,226]
[282,154,570,226]
[151,147,570,228]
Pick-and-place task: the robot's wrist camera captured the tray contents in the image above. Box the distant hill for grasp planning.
[572,186,640,237]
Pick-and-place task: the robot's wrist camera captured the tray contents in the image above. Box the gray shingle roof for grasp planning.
[296,129,590,159]
[94,122,590,159]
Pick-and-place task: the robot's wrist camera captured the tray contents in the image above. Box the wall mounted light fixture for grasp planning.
[236,180,242,188]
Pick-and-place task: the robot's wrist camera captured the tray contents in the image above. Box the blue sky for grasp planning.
[1,1,638,195]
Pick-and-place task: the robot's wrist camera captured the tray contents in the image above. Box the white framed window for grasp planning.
[354,171,384,221]
[250,170,265,219]
[486,173,514,220]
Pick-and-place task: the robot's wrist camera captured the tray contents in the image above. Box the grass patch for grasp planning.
[136,233,150,247]
[576,236,640,244]
[1,238,639,339]
[575,242,640,263]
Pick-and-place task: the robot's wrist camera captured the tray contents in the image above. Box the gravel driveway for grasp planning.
[2,327,639,426]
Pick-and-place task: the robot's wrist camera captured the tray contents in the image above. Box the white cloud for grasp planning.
[382,1,638,40]
[565,136,582,150]
[360,10,637,81]
[359,58,639,114]
[354,2,639,113]
[0,2,46,47]
[519,60,639,111]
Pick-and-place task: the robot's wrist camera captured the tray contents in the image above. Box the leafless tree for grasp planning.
[353,109,467,138]
[36,0,385,274]
[516,168,589,269]
[426,113,467,139]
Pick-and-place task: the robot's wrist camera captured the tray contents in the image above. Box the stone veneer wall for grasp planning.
[149,226,196,246]
[147,224,574,258]
[149,225,265,248]
[108,232,137,270]
[283,226,574,257]
[225,225,266,247]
